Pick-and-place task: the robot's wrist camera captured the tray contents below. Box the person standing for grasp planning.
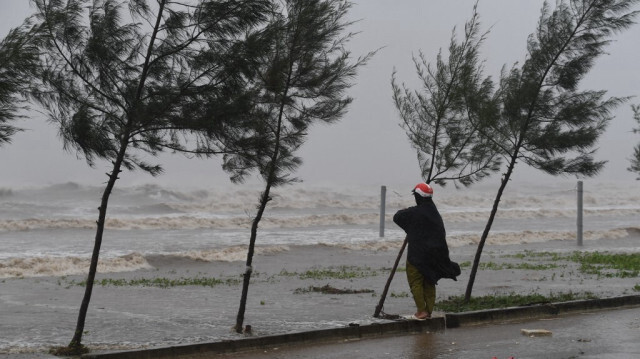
[393,183,460,319]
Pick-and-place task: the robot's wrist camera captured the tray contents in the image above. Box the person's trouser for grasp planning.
[406,261,436,314]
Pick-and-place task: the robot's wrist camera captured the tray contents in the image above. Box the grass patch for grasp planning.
[436,291,598,313]
[279,266,378,280]
[569,252,640,278]
[66,276,241,288]
[500,251,640,278]
[293,284,374,295]
[504,250,567,261]
[390,291,409,298]
[460,261,559,271]
[634,284,640,292]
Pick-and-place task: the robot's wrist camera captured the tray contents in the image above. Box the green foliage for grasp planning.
[438,291,598,313]
[629,105,640,178]
[633,284,640,292]
[230,0,371,333]
[23,0,274,348]
[221,0,372,186]
[0,21,39,146]
[465,0,640,302]
[29,0,272,171]
[392,4,500,187]
[490,0,639,176]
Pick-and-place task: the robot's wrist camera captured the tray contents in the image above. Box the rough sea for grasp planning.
[1,179,639,279]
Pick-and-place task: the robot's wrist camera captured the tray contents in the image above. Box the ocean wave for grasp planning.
[0,253,152,279]
[2,206,639,232]
[0,247,290,278]
[1,227,635,278]
[174,245,291,262]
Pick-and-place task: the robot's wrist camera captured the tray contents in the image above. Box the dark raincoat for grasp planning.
[393,197,461,285]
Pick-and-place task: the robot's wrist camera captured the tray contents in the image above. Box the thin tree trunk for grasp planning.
[234,187,272,333]
[464,153,517,303]
[373,236,408,318]
[68,146,127,348]
[235,45,294,332]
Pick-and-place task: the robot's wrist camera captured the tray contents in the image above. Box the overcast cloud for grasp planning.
[1,0,638,189]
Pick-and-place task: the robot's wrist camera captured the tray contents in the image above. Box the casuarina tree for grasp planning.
[629,105,640,177]
[374,5,500,318]
[221,0,372,333]
[25,0,271,354]
[0,21,39,146]
[464,0,640,302]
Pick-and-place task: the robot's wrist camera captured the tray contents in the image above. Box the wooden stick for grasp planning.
[373,236,408,318]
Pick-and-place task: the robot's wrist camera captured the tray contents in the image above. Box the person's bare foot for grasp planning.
[414,311,430,319]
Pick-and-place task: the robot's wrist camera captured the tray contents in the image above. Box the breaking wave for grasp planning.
[2,228,636,279]
[2,207,639,231]
[0,253,152,279]
[174,245,291,262]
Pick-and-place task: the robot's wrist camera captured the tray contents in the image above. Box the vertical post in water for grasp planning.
[577,180,583,246]
[379,185,386,237]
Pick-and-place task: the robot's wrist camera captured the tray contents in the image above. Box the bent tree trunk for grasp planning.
[464,153,518,303]
[235,186,272,333]
[68,143,128,349]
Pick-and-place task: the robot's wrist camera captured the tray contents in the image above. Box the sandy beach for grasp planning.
[2,231,639,358]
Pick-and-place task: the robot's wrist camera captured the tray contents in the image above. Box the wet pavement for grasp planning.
[211,307,640,359]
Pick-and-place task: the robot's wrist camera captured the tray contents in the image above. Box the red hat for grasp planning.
[413,183,433,197]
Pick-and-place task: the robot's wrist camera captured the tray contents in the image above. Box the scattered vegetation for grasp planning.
[569,252,640,278]
[390,291,410,298]
[633,284,640,292]
[279,266,378,280]
[293,284,374,295]
[504,250,567,261]
[458,260,559,271]
[65,276,240,288]
[502,251,640,278]
[49,344,89,356]
[437,291,598,313]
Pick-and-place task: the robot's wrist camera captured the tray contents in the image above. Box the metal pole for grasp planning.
[379,185,386,237]
[577,180,583,246]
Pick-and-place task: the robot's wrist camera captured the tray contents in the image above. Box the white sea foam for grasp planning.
[1,227,635,277]
[0,253,152,279]
[1,206,638,232]
[175,245,291,262]
[1,181,639,277]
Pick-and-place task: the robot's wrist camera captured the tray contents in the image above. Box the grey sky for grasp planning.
[1,0,638,188]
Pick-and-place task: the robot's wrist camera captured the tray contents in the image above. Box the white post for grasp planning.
[379,186,386,237]
[577,180,583,246]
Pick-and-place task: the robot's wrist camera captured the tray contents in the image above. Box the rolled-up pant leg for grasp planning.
[406,261,436,314]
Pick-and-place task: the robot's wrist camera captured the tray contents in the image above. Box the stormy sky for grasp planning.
[1,0,639,189]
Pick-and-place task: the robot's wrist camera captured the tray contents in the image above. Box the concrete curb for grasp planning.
[82,295,640,358]
[445,294,640,328]
[82,318,445,359]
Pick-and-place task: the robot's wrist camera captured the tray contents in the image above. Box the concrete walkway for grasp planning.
[82,295,640,359]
